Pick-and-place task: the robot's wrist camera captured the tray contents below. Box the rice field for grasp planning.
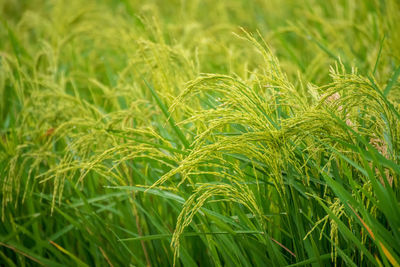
[1,0,400,266]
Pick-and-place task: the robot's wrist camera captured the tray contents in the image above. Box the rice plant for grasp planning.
[1,0,399,266]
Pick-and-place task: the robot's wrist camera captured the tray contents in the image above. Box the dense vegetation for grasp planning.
[1,0,400,266]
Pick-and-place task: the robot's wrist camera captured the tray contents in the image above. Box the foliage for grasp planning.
[1,0,400,266]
